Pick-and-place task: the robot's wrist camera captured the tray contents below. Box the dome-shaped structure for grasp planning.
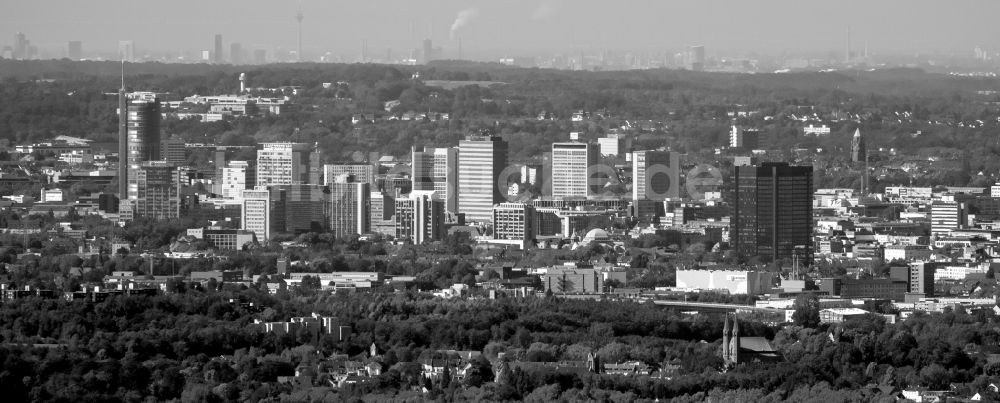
[581,228,610,245]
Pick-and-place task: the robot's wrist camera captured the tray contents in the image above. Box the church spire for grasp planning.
[729,315,740,364]
[722,314,731,363]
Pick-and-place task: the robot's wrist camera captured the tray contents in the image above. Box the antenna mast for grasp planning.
[296,1,304,62]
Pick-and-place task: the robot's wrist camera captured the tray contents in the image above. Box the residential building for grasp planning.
[883,245,932,262]
[551,142,598,198]
[632,150,680,201]
[458,135,508,222]
[731,162,813,264]
[329,182,370,239]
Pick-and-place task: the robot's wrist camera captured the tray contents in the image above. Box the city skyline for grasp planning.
[5,0,1000,61]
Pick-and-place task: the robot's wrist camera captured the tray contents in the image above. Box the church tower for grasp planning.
[722,314,731,363]
[728,315,740,365]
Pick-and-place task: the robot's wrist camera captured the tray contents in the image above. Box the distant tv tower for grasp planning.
[295,2,304,62]
[845,26,851,64]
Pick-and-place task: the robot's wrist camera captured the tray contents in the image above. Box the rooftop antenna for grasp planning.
[295,1,304,62]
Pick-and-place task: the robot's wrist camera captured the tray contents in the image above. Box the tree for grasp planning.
[792,293,820,328]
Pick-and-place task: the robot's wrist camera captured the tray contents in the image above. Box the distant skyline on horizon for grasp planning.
[4,0,1000,60]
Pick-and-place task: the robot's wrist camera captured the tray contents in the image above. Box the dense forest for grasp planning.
[1,285,998,401]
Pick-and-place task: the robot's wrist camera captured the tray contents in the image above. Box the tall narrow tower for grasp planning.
[295,4,304,62]
[851,128,866,164]
[118,61,128,199]
[852,128,868,193]
[845,26,851,64]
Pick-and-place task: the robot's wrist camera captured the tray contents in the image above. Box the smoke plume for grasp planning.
[450,8,479,39]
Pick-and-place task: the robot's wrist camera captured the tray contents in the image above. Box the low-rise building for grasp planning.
[820,308,870,323]
[675,269,775,295]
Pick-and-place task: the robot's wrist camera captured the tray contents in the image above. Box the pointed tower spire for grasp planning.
[722,313,731,363]
[729,315,740,364]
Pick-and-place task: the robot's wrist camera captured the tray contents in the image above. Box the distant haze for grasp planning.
[4,0,999,57]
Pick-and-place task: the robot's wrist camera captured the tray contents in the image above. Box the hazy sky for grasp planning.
[4,0,999,57]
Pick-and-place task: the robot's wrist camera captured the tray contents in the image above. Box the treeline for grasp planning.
[1,278,999,401]
[7,60,1000,172]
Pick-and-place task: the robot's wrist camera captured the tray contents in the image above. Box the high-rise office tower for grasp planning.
[214,34,223,64]
[369,191,396,236]
[329,181,370,239]
[686,45,705,71]
[229,42,242,64]
[492,202,535,250]
[908,262,936,297]
[851,128,866,164]
[117,67,128,199]
[124,161,181,221]
[395,194,444,244]
[412,146,458,213]
[269,184,329,234]
[254,49,266,65]
[422,39,433,64]
[632,150,680,201]
[126,92,161,169]
[160,136,186,165]
[551,142,598,199]
[241,189,272,241]
[930,199,968,238]
[13,32,28,59]
[67,41,82,60]
[323,163,375,185]
[118,40,135,62]
[221,161,249,200]
[458,135,508,222]
[256,142,321,187]
[732,162,813,264]
[120,90,162,218]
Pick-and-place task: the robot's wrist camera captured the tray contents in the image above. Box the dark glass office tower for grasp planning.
[732,162,813,264]
[127,92,161,168]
